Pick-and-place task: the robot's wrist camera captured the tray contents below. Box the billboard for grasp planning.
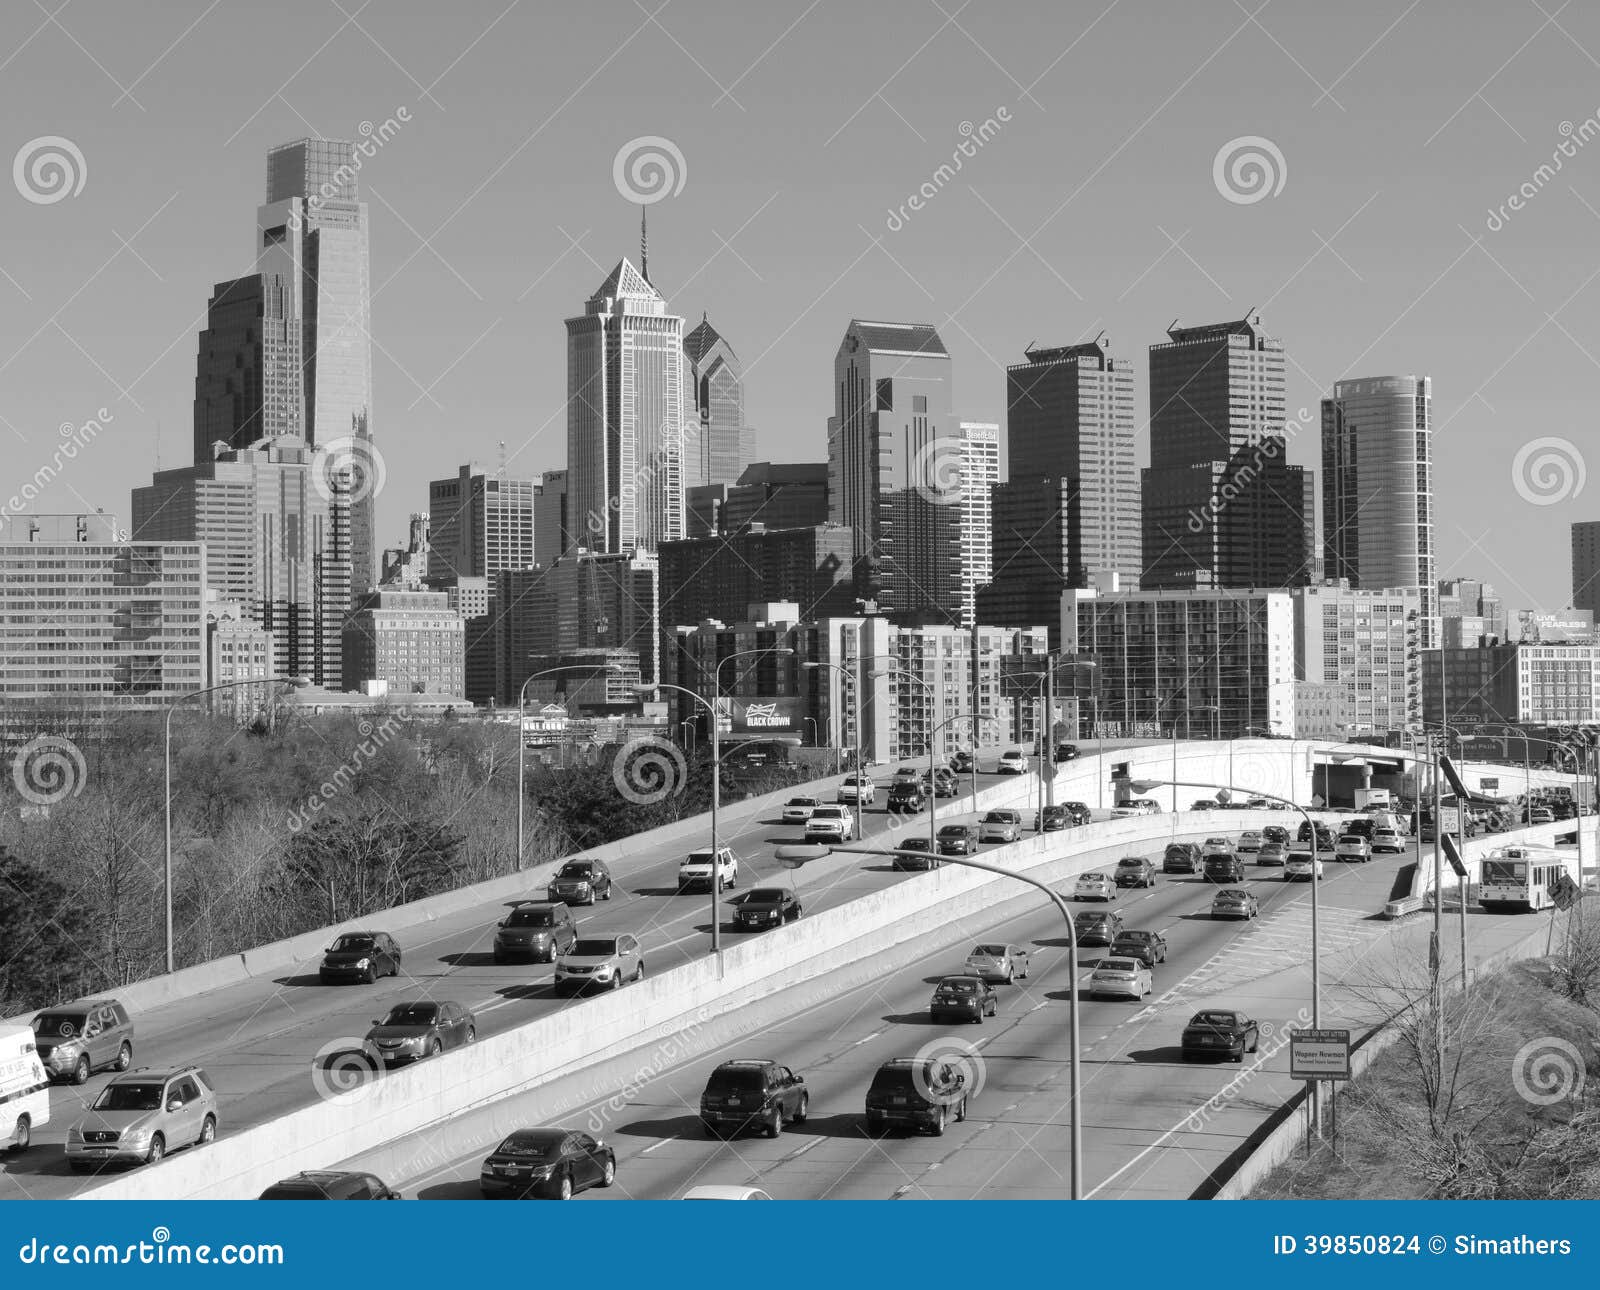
[723,697,803,735]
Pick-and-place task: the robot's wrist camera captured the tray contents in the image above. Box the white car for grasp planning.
[1334,836,1372,863]
[1371,826,1405,854]
[997,750,1030,775]
[679,848,739,892]
[836,775,876,807]
[1201,837,1234,857]
[682,1186,772,1200]
[781,797,818,824]
[805,804,855,843]
[1074,872,1116,902]
[1089,957,1153,1001]
[1284,852,1323,882]
[1132,799,1161,815]
[979,809,1022,843]
[1236,831,1263,853]
[964,943,1031,983]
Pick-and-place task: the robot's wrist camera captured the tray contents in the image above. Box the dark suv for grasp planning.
[864,1058,969,1136]
[1204,854,1245,884]
[493,901,577,964]
[1114,855,1157,888]
[1162,842,1202,874]
[886,782,926,814]
[260,1171,402,1199]
[699,1060,808,1138]
[32,999,134,1085]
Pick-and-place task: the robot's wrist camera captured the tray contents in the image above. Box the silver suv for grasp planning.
[555,935,645,994]
[67,1066,219,1171]
[32,999,134,1085]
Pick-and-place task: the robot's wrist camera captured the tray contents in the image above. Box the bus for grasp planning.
[1478,845,1578,912]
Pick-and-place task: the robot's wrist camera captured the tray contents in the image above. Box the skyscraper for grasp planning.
[256,138,375,596]
[683,313,752,491]
[1141,314,1313,591]
[534,469,571,566]
[957,421,1000,628]
[192,272,302,463]
[828,320,963,625]
[1574,521,1600,620]
[566,259,686,553]
[1322,375,1437,644]
[426,463,539,583]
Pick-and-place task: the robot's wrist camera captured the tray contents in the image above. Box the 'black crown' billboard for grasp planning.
[721,697,803,735]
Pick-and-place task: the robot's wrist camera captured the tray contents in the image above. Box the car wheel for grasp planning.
[602,884,612,901]
[72,1055,90,1086]
[956,1097,968,1123]
[554,1171,573,1201]
[765,1108,782,1139]
[115,1042,132,1072]
[1249,1034,1260,1054]
[633,962,644,983]
[601,1154,616,1188]
[794,1093,810,1124]
[11,1115,29,1153]
[145,1134,166,1166]
[362,967,376,985]
[931,1108,947,1137]
[429,1038,443,1058]
[198,1115,217,1146]
[1005,968,1014,983]
[610,972,622,991]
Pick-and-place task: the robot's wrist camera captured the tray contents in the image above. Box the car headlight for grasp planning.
[594,964,614,977]
[52,1041,79,1058]
[356,957,372,969]
[122,1129,151,1146]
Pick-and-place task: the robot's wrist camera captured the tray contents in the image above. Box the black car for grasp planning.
[1036,804,1070,832]
[1114,855,1157,888]
[929,975,998,1024]
[493,900,578,964]
[891,837,940,871]
[1162,842,1202,874]
[1074,908,1125,947]
[937,823,979,855]
[1180,1009,1260,1063]
[319,931,401,985]
[479,1128,616,1199]
[1296,821,1336,849]
[699,1060,808,1138]
[547,858,613,905]
[734,888,802,931]
[887,782,927,814]
[922,768,960,798]
[951,751,976,774]
[1062,801,1092,826]
[1261,824,1290,846]
[1203,854,1244,884]
[1110,929,1168,966]
[260,1171,402,1199]
[1054,743,1080,762]
[865,1058,968,1136]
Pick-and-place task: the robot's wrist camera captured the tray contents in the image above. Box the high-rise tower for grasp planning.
[192,272,302,463]
[683,313,752,491]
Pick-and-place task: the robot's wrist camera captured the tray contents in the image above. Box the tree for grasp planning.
[272,811,464,924]
[0,845,100,1012]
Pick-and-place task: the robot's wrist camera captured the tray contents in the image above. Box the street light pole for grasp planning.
[518,663,621,871]
[875,668,940,857]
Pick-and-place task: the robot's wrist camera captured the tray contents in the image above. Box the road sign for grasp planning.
[1550,872,1580,911]
[1290,1028,1352,1080]
[1438,754,1471,802]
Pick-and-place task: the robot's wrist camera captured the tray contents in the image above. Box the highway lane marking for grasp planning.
[853,1030,884,1046]
[641,1138,674,1154]
[788,1137,821,1157]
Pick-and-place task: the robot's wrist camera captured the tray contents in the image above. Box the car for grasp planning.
[682,1186,773,1200]
[781,796,818,824]
[950,750,976,774]
[493,900,577,964]
[1245,797,1271,810]
[1285,852,1323,882]
[1371,826,1405,854]
[699,1059,808,1138]
[479,1128,615,1199]
[734,887,802,931]
[1054,743,1080,762]
[679,847,739,892]
[319,931,401,985]
[886,782,927,814]
[1296,820,1336,848]
[1113,856,1157,889]
[31,999,134,1086]
[1089,957,1153,1000]
[1074,909,1125,947]
[979,809,1023,843]
[1201,837,1234,857]
[891,836,941,870]
[1190,798,1218,812]
[1062,801,1092,826]
[67,1066,219,1170]
[997,750,1030,775]
[1261,824,1291,846]
[1110,928,1168,966]
[554,935,644,994]
[964,943,1031,983]
[837,774,876,806]
[1203,854,1244,884]
[1335,835,1373,863]
[937,822,980,855]
[864,1057,968,1136]
[805,804,855,843]
[929,975,998,1023]
[547,858,614,905]
[1181,1010,1260,1063]
[892,766,922,785]
[1211,888,1260,920]
[1036,803,1070,831]
[1530,807,1555,825]
[1162,842,1202,874]
[1256,841,1290,866]
[1132,799,1162,815]
[922,768,960,798]
[1074,871,1117,902]
[1340,817,1375,841]
[364,1000,476,1065]
[259,1171,403,1199]
[1237,831,1264,853]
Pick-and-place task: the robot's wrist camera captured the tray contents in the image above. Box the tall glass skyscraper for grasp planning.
[1321,375,1437,645]
[256,139,374,598]
[565,258,686,552]
[192,272,302,463]
[683,313,752,491]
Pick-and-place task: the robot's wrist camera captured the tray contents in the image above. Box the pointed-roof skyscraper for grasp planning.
[683,313,752,492]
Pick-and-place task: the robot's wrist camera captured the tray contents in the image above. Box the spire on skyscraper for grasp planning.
[640,205,649,283]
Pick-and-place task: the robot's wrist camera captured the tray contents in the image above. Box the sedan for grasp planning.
[1181,1010,1260,1063]
[937,823,979,855]
[1256,841,1290,867]
[929,975,998,1023]
[997,750,1030,775]
[364,1001,476,1065]
[891,766,922,785]
[1036,804,1069,832]
[479,1128,616,1199]
[1211,888,1260,920]
[1201,837,1234,857]
[1262,825,1291,846]
[781,797,818,824]
[1236,831,1264,854]
[547,858,613,906]
[733,888,802,932]
[963,943,1030,983]
[891,837,940,871]
[1285,853,1324,882]
[1110,929,1168,966]
[1073,909,1125,947]
[319,931,401,985]
[979,810,1022,843]
[554,936,644,994]
[1334,836,1372,863]
[1074,872,1117,902]
[1088,957,1153,1001]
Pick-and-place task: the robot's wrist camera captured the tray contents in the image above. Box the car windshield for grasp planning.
[1116,931,1152,943]
[93,1082,163,1112]
[1098,959,1137,971]
[507,907,555,927]
[497,1134,561,1158]
[330,935,374,952]
[707,1067,769,1091]
[32,1012,87,1037]
[869,1067,919,1093]
[939,826,969,837]
[813,808,842,818]
[1192,1012,1238,1027]
[1116,858,1144,868]
[1076,913,1109,925]
[1079,874,1106,883]
[983,811,1009,822]
[972,945,1007,957]
[937,979,979,994]
[1216,891,1245,901]
[787,798,815,807]
[557,863,594,878]
[570,939,618,957]
[746,889,788,903]
[382,1004,438,1026]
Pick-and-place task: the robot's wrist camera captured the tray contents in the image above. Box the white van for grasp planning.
[0,1024,51,1153]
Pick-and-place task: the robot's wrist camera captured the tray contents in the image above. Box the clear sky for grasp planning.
[1,0,1596,616]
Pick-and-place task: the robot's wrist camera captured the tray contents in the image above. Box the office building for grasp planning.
[535,469,572,566]
[192,272,302,462]
[426,463,539,583]
[685,484,724,538]
[721,462,830,534]
[828,320,963,625]
[0,515,206,731]
[1437,577,1507,647]
[380,514,430,589]
[446,576,494,705]
[1292,581,1423,737]
[1423,642,1600,727]
[957,421,1000,628]
[257,139,375,595]
[132,437,350,687]
[1005,339,1139,587]
[566,258,685,553]
[206,596,274,721]
[975,478,1076,648]
[1574,521,1600,620]
[1321,375,1437,644]
[341,588,466,698]
[659,524,856,631]
[524,648,643,714]
[1293,681,1349,741]
[1061,587,1297,738]
[683,313,752,491]
[1141,314,1314,591]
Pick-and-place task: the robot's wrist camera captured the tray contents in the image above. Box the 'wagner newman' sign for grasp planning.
[1289,1028,1351,1080]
